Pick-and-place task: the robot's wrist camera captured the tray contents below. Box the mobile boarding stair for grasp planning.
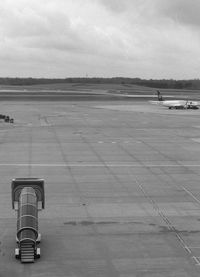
[11,178,45,263]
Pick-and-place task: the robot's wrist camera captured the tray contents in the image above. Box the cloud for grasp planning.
[156,0,200,27]
[0,0,71,38]
[0,0,199,78]
[97,0,129,13]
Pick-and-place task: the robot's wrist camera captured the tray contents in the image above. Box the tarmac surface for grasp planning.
[1,90,200,276]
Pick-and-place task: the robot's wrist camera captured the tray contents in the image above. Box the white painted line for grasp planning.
[175,233,191,254]
[192,256,200,266]
[1,163,200,167]
[184,246,192,254]
[0,163,65,167]
[182,187,200,205]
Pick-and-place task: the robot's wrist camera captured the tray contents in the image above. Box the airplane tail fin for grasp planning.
[156,90,164,101]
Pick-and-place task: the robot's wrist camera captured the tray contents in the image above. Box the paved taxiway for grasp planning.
[1,94,200,276]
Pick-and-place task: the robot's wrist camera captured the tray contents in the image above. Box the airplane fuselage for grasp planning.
[159,100,200,109]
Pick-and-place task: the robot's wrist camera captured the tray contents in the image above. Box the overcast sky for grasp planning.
[0,0,199,79]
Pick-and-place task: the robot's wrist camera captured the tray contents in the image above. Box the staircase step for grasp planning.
[20,242,35,263]
[21,255,34,262]
[21,258,34,263]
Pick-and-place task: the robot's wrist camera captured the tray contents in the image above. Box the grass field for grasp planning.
[0,83,199,101]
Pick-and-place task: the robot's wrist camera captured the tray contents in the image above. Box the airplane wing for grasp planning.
[168,103,185,107]
[149,101,184,107]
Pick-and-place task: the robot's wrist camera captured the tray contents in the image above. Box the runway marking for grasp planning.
[182,187,200,205]
[1,163,200,167]
[0,163,200,167]
[133,176,197,266]
[184,246,192,254]
[192,256,200,266]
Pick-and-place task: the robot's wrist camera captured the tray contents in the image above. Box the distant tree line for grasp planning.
[0,77,200,89]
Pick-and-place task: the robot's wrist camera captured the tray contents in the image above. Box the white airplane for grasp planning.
[150,90,200,109]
